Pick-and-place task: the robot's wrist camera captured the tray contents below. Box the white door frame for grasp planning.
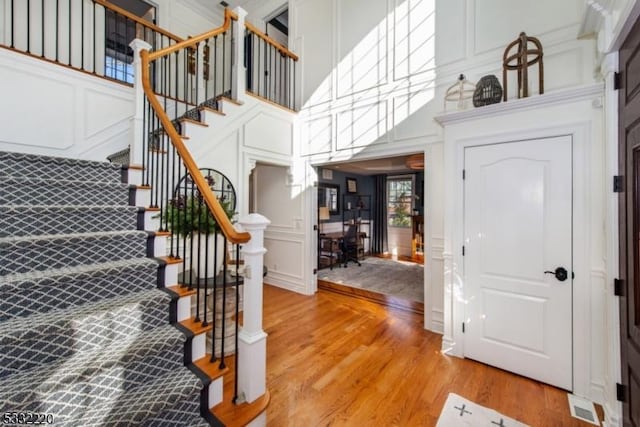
[443,120,593,398]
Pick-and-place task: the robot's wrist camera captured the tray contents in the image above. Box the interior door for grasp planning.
[463,136,573,390]
[619,15,640,427]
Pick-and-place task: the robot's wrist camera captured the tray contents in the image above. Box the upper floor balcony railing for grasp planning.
[0,0,299,111]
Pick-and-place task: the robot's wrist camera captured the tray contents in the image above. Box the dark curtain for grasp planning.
[371,174,387,254]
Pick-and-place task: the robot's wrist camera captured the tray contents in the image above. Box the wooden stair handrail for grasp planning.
[139,12,250,245]
[147,9,237,61]
[244,21,299,61]
[93,0,183,43]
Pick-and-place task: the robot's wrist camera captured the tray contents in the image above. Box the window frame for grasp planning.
[386,174,415,228]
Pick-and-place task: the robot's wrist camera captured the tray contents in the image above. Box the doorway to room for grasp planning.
[315,154,426,313]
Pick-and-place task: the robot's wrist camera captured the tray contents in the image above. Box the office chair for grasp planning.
[341,225,361,267]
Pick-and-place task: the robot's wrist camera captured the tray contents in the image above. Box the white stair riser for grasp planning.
[163,263,179,286]
[200,110,225,127]
[134,188,151,207]
[151,235,167,257]
[125,168,143,186]
[177,296,190,322]
[143,210,160,231]
[209,377,223,408]
[192,333,206,361]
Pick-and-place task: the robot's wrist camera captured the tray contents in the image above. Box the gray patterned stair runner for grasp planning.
[0,151,212,425]
[0,205,140,237]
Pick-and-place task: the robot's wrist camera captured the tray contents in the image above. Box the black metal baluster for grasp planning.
[195,41,200,106]
[211,229,218,362]
[213,35,217,99]
[222,31,226,96]
[257,33,262,98]
[142,99,148,188]
[182,163,189,287]
[68,0,71,65]
[293,60,296,110]
[230,20,234,94]
[26,0,30,53]
[10,0,14,48]
[204,39,209,102]
[202,213,210,327]
[91,1,94,71]
[232,243,240,403]
[188,176,195,290]
[195,189,202,323]
[41,0,44,57]
[171,147,180,259]
[103,6,106,75]
[81,0,84,68]
[219,237,228,369]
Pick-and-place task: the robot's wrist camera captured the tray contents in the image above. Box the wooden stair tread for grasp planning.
[198,105,225,116]
[245,91,297,114]
[166,284,197,297]
[213,390,270,427]
[144,206,161,212]
[125,164,144,170]
[192,354,229,381]
[179,117,208,127]
[180,317,213,335]
[158,256,183,265]
[218,96,243,106]
[152,230,171,237]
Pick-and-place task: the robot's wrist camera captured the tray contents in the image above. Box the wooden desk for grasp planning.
[319,234,343,270]
[319,231,367,269]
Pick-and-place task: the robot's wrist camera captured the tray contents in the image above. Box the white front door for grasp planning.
[463,135,573,390]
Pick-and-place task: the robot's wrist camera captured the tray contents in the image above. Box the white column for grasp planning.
[129,39,151,166]
[237,213,270,403]
[231,7,247,103]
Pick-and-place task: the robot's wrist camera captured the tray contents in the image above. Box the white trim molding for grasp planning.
[436,85,605,403]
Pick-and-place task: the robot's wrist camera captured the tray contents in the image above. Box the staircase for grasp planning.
[0,151,216,426]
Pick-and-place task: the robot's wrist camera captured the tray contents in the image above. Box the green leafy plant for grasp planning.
[163,194,235,237]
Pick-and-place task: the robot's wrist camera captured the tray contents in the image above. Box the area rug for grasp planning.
[437,393,529,427]
[318,256,423,302]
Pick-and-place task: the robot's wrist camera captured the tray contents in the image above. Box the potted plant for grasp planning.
[164,192,235,278]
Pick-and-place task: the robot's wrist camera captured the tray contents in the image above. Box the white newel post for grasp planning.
[232,7,247,103]
[237,213,270,403]
[130,39,151,166]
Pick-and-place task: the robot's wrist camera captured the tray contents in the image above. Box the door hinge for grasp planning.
[462,246,465,256]
[313,268,317,275]
[462,322,465,333]
[313,224,318,231]
[615,278,624,296]
[614,72,621,90]
[462,169,466,180]
[614,175,624,193]
[617,383,627,402]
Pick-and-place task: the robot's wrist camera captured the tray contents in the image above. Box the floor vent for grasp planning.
[567,394,600,426]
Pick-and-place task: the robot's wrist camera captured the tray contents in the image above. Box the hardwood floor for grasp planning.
[262,284,602,426]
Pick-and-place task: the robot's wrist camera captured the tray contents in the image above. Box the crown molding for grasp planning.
[434,83,604,126]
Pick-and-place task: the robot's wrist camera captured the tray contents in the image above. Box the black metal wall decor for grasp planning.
[472,75,503,107]
[174,168,237,211]
[502,32,544,101]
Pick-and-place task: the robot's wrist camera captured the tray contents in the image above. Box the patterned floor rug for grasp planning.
[318,256,423,302]
[437,393,529,427]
